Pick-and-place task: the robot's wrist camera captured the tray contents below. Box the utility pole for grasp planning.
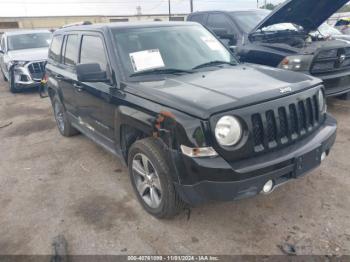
[190,0,194,13]
[168,0,171,21]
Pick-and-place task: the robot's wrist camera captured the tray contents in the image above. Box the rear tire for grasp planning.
[128,138,185,219]
[52,95,80,137]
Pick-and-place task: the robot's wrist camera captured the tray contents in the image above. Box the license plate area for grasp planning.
[294,147,322,178]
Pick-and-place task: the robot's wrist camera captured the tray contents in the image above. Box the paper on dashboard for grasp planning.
[129,49,165,72]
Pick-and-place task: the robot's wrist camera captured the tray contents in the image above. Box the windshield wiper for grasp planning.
[192,61,236,70]
[129,68,193,77]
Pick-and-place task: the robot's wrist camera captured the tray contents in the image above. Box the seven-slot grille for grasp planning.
[251,94,321,153]
[27,61,46,80]
[311,47,350,74]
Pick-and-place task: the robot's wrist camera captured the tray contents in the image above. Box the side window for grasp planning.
[48,35,63,62]
[189,14,205,24]
[207,14,231,31]
[63,34,79,66]
[207,13,237,46]
[80,35,108,71]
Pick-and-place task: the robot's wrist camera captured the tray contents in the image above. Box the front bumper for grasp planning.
[174,114,337,206]
[9,61,45,88]
[314,71,350,97]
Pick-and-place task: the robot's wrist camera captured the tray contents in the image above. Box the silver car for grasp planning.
[0,30,52,93]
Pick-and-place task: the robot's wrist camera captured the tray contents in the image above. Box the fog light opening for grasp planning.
[321,152,327,162]
[261,180,274,195]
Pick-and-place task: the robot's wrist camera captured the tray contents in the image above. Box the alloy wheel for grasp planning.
[54,101,65,133]
[132,153,162,209]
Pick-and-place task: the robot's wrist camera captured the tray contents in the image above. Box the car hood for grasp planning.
[252,0,349,34]
[332,34,350,43]
[7,47,48,62]
[126,64,321,119]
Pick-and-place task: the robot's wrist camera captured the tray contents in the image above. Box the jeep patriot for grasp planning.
[46,22,337,218]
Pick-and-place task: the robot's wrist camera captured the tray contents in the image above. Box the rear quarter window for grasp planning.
[48,35,63,63]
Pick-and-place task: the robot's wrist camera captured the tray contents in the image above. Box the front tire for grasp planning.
[1,68,8,82]
[8,70,19,93]
[128,138,185,219]
[52,95,79,137]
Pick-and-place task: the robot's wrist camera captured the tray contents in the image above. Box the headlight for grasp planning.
[318,89,327,114]
[14,61,28,67]
[215,116,242,146]
[8,60,27,70]
[278,55,313,71]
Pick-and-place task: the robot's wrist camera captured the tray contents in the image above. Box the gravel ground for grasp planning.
[0,77,349,256]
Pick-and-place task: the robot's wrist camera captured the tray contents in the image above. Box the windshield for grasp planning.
[8,33,52,51]
[318,23,342,36]
[232,11,300,33]
[112,25,237,79]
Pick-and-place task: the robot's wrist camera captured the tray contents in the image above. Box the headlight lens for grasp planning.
[215,116,242,146]
[278,55,313,71]
[318,90,327,114]
[8,60,27,69]
[14,61,28,67]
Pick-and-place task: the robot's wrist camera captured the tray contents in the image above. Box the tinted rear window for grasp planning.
[49,35,63,62]
[63,34,79,66]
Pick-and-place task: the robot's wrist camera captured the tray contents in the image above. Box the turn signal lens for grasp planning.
[181,145,218,158]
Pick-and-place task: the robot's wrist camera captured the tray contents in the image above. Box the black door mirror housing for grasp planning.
[76,63,108,83]
[0,49,4,54]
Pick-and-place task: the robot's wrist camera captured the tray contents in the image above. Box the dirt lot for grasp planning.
[0,77,349,256]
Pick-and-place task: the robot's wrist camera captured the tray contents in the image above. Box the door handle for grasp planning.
[73,83,84,92]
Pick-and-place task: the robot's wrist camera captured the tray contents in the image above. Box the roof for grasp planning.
[3,30,51,36]
[54,21,199,34]
[189,9,266,15]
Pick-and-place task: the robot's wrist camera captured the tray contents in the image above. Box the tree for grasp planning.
[261,3,277,10]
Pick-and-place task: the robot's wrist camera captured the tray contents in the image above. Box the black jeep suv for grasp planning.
[188,0,350,98]
[46,22,337,218]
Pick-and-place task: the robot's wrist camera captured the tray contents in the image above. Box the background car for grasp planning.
[188,0,350,98]
[0,30,52,93]
[312,22,350,43]
[334,18,350,35]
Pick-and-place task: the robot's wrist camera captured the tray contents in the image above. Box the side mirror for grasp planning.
[76,63,108,83]
[0,49,4,54]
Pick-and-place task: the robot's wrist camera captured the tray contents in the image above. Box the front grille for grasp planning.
[311,47,350,74]
[251,94,321,152]
[27,61,45,80]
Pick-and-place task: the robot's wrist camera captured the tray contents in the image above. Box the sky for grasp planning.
[0,0,284,17]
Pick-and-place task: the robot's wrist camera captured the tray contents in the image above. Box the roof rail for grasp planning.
[60,21,92,29]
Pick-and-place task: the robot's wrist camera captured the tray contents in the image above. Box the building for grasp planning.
[0,14,188,33]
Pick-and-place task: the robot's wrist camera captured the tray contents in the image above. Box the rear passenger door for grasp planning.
[75,33,115,142]
[58,34,80,116]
